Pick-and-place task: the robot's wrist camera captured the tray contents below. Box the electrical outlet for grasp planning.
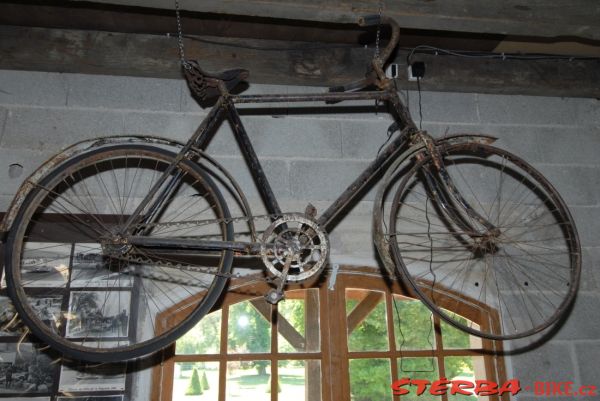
[385,63,399,78]
[408,62,426,82]
[407,66,418,82]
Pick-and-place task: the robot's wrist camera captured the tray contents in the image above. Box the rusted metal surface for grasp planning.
[372,132,501,277]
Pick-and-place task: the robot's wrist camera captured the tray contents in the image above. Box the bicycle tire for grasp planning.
[387,142,581,340]
[5,144,234,361]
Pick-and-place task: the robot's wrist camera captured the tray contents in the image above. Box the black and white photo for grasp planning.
[59,359,126,392]
[56,396,123,401]
[71,244,132,288]
[0,296,23,336]
[0,343,57,394]
[66,291,130,338]
[18,242,71,288]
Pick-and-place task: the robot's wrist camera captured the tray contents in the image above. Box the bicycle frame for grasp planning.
[125,86,421,251]
[126,81,502,257]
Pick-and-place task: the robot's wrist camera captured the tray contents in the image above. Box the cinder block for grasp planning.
[477,94,580,125]
[0,70,67,106]
[554,293,600,340]
[575,342,600,390]
[479,124,544,163]
[289,159,372,201]
[240,116,342,158]
[211,156,290,200]
[581,247,600,291]
[571,207,600,248]
[340,118,394,159]
[576,98,600,126]
[123,112,206,142]
[1,107,124,152]
[0,148,55,196]
[407,90,479,123]
[0,107,7,143]
[66,74,181,112]
[534,126,600,165]
[532,164,600,206]
[511,342,575,384]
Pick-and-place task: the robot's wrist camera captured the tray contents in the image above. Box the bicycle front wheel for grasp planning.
[5,144,234,361]
[388,142,581,340]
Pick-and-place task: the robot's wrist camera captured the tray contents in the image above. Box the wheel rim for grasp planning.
[5,145,233,361]
[388,143,581,340]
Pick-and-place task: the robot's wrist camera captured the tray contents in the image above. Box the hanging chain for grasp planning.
[174,0,191,70]
[374,0,384,61]
[374,0,384,112]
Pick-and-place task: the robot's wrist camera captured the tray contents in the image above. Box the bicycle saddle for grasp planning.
[183,60,249,100]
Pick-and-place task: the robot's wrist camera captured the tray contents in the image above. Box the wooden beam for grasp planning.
[70,0,600,41]
[347,291,384,335]
[250,299,306,351]
[1,25,599,97]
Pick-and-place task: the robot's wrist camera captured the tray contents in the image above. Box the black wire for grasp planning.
[405,45,600,62]
[416,76,423,130]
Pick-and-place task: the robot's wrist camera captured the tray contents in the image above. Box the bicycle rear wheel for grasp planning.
[388,142,580,340]
[5,144,234,361]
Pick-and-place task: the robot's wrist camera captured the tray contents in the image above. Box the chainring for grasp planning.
[260,215,329,282]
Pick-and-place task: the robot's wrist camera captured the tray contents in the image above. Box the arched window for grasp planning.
[152,266,507,401]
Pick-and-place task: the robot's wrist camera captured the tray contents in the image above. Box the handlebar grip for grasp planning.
[358,14,381,27]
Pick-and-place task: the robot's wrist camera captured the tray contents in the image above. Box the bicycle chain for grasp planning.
[106,212,305,284]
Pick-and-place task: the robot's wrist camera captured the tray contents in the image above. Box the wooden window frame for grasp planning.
[151,266,507,401]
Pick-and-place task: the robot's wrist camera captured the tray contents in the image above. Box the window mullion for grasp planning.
[218,304,229,401]
[385,293,400,401]
[271,303,278,401]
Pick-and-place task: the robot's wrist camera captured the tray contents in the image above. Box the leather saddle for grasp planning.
[183,60,249,100]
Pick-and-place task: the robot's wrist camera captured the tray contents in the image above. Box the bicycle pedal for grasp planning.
[265,289,285,305]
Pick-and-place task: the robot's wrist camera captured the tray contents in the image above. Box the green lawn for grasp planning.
[173,365,307,401]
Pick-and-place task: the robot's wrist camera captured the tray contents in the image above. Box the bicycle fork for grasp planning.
[414,131,501,253]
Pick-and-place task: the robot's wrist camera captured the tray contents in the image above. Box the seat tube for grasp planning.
[225,100,283,218]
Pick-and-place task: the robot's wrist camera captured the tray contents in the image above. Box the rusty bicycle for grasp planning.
[1,15,581,362]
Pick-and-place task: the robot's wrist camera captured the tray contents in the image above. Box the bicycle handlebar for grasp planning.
[358,14,400,69]
[328,15,400,94]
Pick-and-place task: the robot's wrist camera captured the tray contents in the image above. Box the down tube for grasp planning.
[225,101,283,218]
[317,130,410,230]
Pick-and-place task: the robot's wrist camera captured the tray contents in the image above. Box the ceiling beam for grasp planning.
[1,25,598,97]
[69,0,600,41]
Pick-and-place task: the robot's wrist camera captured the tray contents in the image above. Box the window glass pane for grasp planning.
[173,361,219,400]
[176,310,221,355]
[226,360,270,401]
[227,299,271,354]
[349,358,392,401]
[445,356,487,400]
[278,289,320,353]
[397,357,439,401]
[441,312,482,349]
[392,296,435,350]
[278,360,321,401]
[346,289,389,352]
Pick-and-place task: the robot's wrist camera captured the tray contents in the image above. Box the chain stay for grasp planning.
[106,212,305,283]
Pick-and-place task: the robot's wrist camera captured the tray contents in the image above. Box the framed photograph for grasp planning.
[66,291,131,338]
[0,295,24,336]
[0,343,57,394]
[58,361,126,392]
[30,296,63,335]
[0,296,63,336]
[56,396,123,401]
[7,398,51,401]
[71,244,132,288]
[18,242,71,288]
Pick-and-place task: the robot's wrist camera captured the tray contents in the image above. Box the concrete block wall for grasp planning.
[0,70,599,399]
